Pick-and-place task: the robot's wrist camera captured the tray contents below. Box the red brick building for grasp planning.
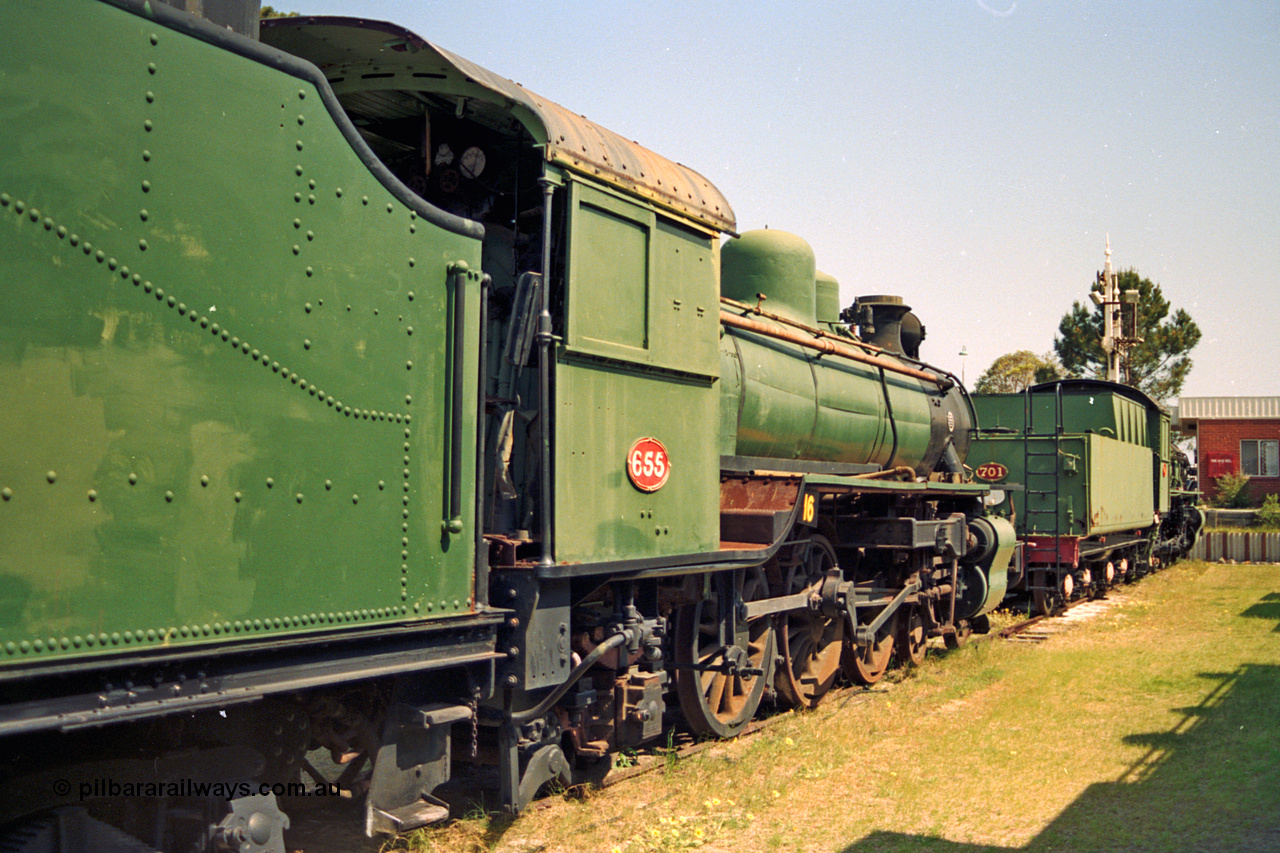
[1176,396,1280,504]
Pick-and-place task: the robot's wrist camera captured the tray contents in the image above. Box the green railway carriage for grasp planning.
[970,379,1202,614]
[1,1,1019,847]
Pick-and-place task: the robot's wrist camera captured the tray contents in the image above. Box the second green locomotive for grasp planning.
[970,379,1203,614]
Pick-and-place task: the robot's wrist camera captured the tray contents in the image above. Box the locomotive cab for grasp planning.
[261,17,733,571]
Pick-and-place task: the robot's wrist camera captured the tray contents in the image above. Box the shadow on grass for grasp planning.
[1240,591,1280,632]
[840,664,1280,853]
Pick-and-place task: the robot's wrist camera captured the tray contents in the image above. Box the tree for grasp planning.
[1053,268,1201,402]
[973,350,1063,394]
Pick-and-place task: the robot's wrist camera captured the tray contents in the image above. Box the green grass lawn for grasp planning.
[399,561,1280,853]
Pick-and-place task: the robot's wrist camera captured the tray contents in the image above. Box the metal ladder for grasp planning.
[1023,382,1063,543]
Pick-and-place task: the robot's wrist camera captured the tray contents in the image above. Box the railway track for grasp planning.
[997,595,1119,643]
[590,594,1118,795]
[594,693,876,795]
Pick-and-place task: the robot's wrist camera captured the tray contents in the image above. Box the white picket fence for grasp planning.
[1191,531,1280,563]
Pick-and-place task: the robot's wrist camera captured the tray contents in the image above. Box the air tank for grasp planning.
[719,230,972,475]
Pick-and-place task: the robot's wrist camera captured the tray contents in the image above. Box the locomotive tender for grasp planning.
[970,379,1203,615]
[0,1,1018,848]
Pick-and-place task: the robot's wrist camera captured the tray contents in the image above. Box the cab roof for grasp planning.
[260,16,736,234]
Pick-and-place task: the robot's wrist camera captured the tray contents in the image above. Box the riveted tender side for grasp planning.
[1,0,500,847]
[0,0,490,670]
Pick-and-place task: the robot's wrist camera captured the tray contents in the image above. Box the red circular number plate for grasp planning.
[627,437,671,492]
[975,462,1008,482]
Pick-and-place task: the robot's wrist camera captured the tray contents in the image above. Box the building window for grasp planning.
[1241,439,1279,477]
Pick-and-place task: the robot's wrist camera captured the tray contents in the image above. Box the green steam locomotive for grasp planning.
[0,2,1017,848]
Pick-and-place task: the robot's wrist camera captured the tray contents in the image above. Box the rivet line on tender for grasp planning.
[5,195,418,424]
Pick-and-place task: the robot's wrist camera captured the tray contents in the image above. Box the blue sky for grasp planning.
[281,1,1278,399]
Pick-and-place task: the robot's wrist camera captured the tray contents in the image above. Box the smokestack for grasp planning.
[848,295,912,356]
